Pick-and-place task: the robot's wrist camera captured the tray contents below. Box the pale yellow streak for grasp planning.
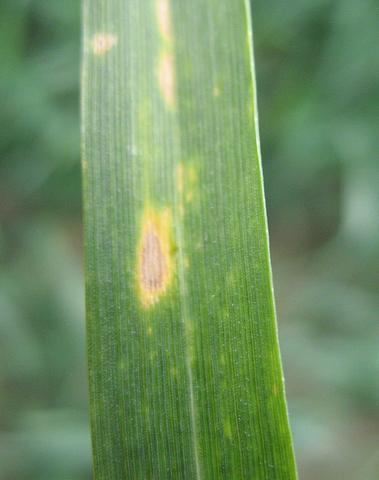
[158,52,176,108]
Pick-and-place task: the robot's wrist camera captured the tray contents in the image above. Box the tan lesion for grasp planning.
[154,0,176,108]
[90,33,118,56]
[155,0,173,43]
[137,207,174,308]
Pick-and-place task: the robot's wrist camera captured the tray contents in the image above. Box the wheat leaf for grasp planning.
[81,1,297,478]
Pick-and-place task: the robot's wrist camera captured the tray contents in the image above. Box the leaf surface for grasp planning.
[82,1,297,478]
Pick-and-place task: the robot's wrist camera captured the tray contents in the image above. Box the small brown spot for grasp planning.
[91,33,117,56]
[158,51,176,108]
[137,208,173,308]
[156,0,172,42]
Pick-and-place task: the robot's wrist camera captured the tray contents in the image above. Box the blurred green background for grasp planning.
[0,1,378,479]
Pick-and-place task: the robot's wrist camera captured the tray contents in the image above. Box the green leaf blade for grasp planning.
[82,1,297,478]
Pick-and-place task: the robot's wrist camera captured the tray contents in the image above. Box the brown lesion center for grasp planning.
[137,208,173,308]
[140,226,166,291]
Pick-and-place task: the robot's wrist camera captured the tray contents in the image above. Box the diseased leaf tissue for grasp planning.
[82,0,297,478]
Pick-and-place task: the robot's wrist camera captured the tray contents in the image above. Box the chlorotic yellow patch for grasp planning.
[223,418,232,439]
[213,85,221,97]
[91,33,118,56]
[188,165,198,184]
[175,162,198,212]
[137,207,174,308]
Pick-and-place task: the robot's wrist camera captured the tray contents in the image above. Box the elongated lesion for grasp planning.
[154,0,176,108]
[137,207,174,308]
[155,0,173,43]
[157,51,176,108]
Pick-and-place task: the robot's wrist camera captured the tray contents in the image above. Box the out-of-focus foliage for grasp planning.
[0,0,377,479]
[254,1,379,479]
[0,1,89,480]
